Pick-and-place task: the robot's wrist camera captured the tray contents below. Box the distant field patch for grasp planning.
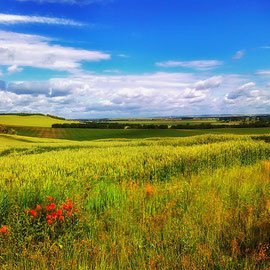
[0,115,74,127]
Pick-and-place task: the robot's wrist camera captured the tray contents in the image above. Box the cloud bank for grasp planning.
[1,72,269,118]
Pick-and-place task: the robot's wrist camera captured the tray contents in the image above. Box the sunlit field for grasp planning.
[0,114,74,127]
[0,133,269,269]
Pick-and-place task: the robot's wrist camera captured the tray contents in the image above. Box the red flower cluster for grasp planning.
[0,226,7,234]
[26,197,76,226]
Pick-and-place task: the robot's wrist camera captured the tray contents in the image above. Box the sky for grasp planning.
[0,0,270,118]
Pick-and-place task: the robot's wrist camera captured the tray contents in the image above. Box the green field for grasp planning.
[0,114,74,127]
[10,125,270,141]
[0,133,269,269]
[110,118,219,125]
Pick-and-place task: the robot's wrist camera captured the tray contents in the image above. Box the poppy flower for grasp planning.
[48,196,54,201]
[36,205,41,210]
[52,212,57,219]
[67,211,72,216]
[50,203,56,209]
[47,214,52,220]
[58,215,64,221]
[0,226,7,233]
[30,210,37,218]
[47,220,52,225]
[56,209,62,215]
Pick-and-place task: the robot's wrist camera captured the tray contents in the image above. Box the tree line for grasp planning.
[52,120,270,129]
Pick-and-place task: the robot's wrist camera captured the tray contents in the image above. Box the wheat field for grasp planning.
[0,134,269,269]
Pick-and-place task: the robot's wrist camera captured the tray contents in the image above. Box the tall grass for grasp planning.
[0,134,269,269]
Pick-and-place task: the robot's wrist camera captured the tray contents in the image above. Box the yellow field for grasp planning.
[0,133,269,269]
[0,114,74,127]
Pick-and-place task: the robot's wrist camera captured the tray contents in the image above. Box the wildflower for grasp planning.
[58,215,64,221]
[24,209,29,213]
[149,217,153,221]
[56,209,62,216]
[30,210,37,218]
[67,211,72,216]
[48,196,54,201]
[47,214,52,220]
[46,203,56,210]
[0,226,7,234]
[36,205,42,210]
[146,184,154,196]
[47,220,52,225]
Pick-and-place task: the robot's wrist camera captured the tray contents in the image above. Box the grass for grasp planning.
[110,119,219,125]
[10,125,270,141]
[0,133,269,268]
[0,114,74,127]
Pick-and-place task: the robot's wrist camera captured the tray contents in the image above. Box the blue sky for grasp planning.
[0,0,269,118]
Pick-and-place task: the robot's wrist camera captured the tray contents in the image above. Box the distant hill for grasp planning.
[0,114,75,128]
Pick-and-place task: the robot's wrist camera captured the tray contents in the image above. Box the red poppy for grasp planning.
[58,215,64,221]
[47,220,52,225]
[52,212,57,219]
[30,210,37,218]
[67,211,72,216]
[56,209,62,215]
[36,205,41,210]
[48,196,54,201]
[50,203,56,209]
[0,226,7,233]
[47,214,52,220]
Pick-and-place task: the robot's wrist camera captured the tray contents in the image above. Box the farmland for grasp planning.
[11,125,270,141]
[0,114,74,127]
[0,133,269,269]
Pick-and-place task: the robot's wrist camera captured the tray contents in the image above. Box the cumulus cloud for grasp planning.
[0,30,110,72]
[156,60,223,71]
[232,50,245,60]
[226,82,255,100]
[1,72,267,117]
[224,82,270,113]
[7,65,23,74]
[0,13,84,26]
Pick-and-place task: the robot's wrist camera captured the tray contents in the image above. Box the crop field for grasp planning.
[0,115,74,127]
[109,118,220,125]
[10,125,270,141]
[0,133,269,269]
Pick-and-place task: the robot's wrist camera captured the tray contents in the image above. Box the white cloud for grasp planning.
[7,65,23,74]
[232,50,245,60]
[257,70,270,76]
[104,69,121,73]
[0,30,110,72]
[1,72,267,118]
[226,82,255,100]
[156,60,223,71]
[260,46,270,49]
[118,54,130,58]
[0,13,84,26]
